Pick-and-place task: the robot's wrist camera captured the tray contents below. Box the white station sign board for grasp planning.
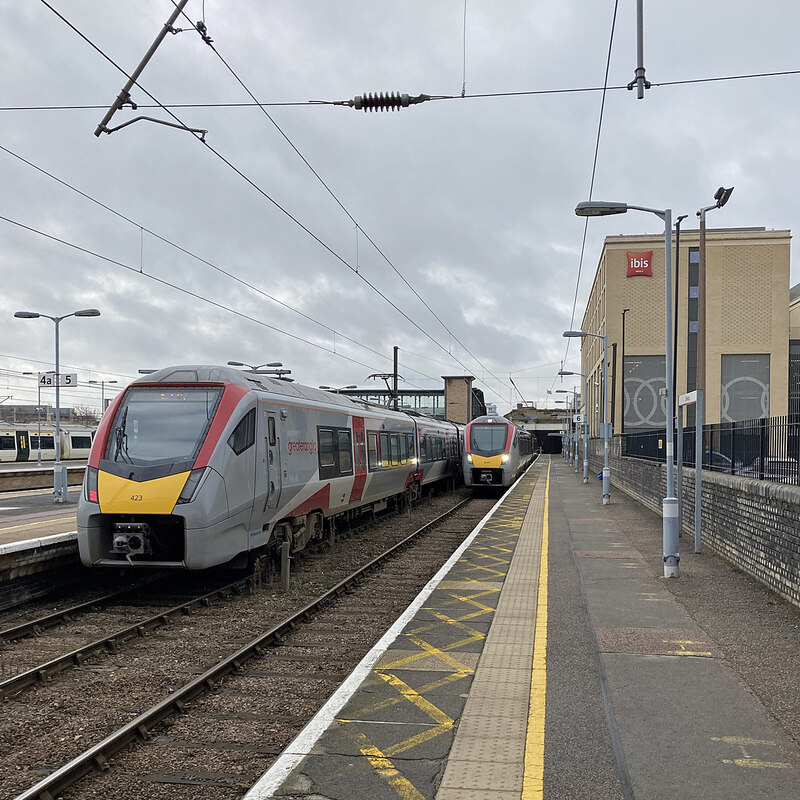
[39,372,78,387]
[678,390,698,407]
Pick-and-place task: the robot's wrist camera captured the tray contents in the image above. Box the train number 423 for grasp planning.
[130,494,143,501]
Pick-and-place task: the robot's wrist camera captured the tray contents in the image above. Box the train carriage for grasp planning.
[463,414,534,490]
[0,423,95,462]
[77,365,463,570]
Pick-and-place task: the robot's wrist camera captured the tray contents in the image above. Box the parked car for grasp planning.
[738,457,799,482]
[702,450,733,473]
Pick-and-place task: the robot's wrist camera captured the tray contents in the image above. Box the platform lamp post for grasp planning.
[557,388,581,472]
[23,370,55,465]
[696,187,733,403]
[575,199,679,578]
[554,400,570,461]
[88,379,118,415]
[558,370,590,483]
[563,329,610,503]
[14,308,101,503]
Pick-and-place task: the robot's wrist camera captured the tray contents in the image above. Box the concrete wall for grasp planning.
[585,437,800,608]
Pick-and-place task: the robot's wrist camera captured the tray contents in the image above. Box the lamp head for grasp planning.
[558,370,576,376]
[575,201,628,217]
[74,308,101,317]
[714,186,734,208]
[563,330,587,338]
[14,311,40,319]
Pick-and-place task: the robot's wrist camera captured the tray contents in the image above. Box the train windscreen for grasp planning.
[470,424,508,456]
[105,386,223,467]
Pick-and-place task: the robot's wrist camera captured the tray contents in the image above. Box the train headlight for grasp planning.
[85,466,99,504]
[466,454,473,463]
[177,467,208,504]
[502,454,510,463]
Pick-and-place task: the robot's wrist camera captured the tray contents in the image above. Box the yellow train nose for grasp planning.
[98,470,191,514]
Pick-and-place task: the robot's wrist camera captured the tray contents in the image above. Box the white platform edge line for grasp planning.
[0,530,77,556]
[243,476,533,800]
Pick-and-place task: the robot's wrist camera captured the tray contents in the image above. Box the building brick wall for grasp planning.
[584,439,800,607]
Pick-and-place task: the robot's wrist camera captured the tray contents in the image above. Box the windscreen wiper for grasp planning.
[113,407,132,463]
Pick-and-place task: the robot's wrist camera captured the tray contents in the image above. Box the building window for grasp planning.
[720,354,770,422]
[623,355,667,431]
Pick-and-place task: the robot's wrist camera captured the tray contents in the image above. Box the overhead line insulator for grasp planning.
[351,92,431,112]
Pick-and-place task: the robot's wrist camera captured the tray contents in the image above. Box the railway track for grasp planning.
[2,491,494,799]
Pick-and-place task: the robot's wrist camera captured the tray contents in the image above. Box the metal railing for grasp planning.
[624,415,800,485]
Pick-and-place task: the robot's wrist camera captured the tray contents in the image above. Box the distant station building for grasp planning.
[506,404,565,453]
[578,226,791,435]
[335,376,486,424]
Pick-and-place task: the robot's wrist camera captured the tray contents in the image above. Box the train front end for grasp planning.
[77,379,245,569]
[463,415,516,488]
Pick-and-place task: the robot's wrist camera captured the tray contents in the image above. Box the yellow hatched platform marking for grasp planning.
[351,671,471,717]
[350,730,427,800]
[522,459,550,799]
[341,470,541,799]
[712,736,794,770]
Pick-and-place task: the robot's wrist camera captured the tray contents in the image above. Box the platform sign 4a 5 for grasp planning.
[39,372,78,387]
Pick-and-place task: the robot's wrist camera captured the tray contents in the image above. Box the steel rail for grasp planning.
[0,579,159,643]
[14,497,472,800]
[0,577,246,699]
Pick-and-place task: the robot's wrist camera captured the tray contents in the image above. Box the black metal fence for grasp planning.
[624,415,800,485]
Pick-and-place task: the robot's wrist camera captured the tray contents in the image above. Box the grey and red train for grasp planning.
[77,366,535,570]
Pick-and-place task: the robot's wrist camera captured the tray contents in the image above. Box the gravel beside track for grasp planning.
[1,489,493,799]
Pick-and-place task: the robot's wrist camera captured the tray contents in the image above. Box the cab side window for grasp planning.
[227,409,256,455]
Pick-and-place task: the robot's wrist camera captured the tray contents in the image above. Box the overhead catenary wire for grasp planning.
[3,66,800,113]
[1,213,392,377]
[0,143,438,385]
[167,1,516,399]
[552,0,620,398]
[37,0,508,406]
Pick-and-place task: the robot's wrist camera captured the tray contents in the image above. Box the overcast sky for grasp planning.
[2,1,799,417]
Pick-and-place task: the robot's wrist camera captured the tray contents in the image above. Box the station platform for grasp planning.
[244,454,800,800]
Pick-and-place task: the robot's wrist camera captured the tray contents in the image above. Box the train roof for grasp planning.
[469,414,514,425]
[131,365,422,421]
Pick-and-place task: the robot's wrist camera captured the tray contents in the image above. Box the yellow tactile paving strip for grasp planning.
[271,461,546,800]
[436,461,548,800]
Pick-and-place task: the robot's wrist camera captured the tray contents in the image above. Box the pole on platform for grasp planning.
[694,390,704,553]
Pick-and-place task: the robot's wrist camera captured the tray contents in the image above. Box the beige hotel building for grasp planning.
[577,226,791,435]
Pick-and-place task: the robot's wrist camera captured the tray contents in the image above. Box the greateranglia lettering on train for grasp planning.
[77,365,466,570]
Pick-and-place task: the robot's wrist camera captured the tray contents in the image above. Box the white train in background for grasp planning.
[0,423,96,462]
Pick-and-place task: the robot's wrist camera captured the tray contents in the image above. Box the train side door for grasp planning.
[265,412,282,510]
[15,431,29,462]
[349,416,367,502]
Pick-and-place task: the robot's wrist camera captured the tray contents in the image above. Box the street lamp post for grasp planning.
[554,400,570,461]
[89,379,118,415]
[564,329,610,503]
[696,187,733,400]
[558,370,590,483]
[557,388,580,472]
[575,199,679,577]
[15,308,101,503]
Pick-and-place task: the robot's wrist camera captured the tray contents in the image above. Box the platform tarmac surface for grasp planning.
[247,455,800,800]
